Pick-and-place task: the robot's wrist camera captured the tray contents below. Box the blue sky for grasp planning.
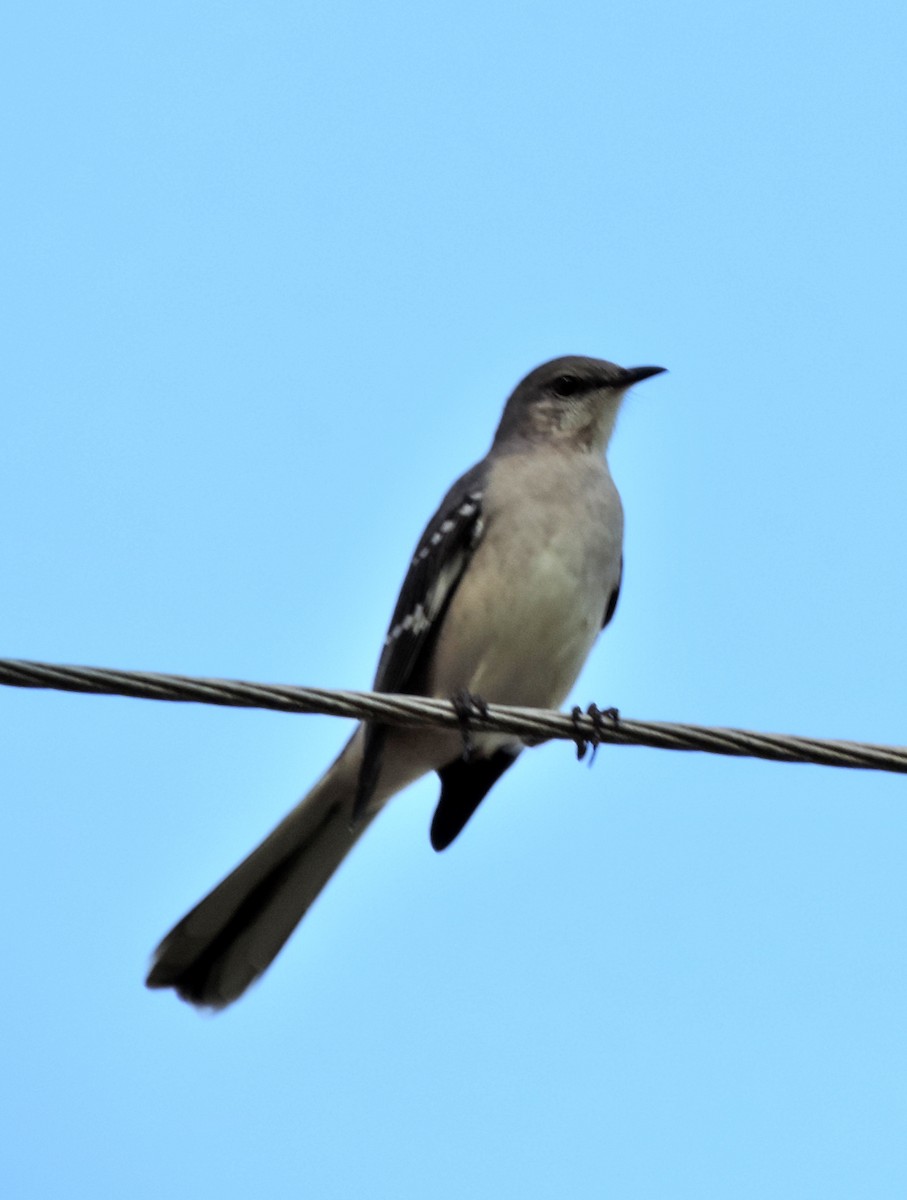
[3,1,907,1196]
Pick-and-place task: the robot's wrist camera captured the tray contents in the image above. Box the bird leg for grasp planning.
[450,689,491,761]
[571,703,620,764]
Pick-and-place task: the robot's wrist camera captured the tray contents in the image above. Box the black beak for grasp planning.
[622,365,667,386]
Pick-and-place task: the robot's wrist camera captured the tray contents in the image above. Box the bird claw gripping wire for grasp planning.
[571,703,620,764]
[451,689,490,761]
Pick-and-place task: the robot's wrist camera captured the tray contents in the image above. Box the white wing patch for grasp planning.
[384,491,483,648]
[385,602,431,646]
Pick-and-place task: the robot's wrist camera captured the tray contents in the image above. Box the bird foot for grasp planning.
[571,703,620,764]
[451,689,490,761]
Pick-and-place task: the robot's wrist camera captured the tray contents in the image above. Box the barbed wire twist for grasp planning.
[1,656,905,776]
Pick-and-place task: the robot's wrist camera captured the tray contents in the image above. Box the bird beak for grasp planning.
[622,365,667,386]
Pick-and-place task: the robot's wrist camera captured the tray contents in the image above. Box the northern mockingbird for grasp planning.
[147,355,665,1008]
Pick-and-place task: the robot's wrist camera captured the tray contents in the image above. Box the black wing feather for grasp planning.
[353,460,488,818]
[430,746,520,851]
[602,556,623,629]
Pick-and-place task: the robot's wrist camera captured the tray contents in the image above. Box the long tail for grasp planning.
[146,734,370,1010]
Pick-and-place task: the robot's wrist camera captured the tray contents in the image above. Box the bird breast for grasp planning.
[427,448,623,711]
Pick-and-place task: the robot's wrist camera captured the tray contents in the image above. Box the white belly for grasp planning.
[427,448,623,711]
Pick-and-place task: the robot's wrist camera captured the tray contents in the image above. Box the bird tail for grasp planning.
[146,734,368,1010]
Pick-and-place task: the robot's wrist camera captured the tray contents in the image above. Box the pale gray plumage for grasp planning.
[146,355,665,1008]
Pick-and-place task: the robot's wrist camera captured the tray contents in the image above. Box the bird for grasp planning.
[146,354,665,1008]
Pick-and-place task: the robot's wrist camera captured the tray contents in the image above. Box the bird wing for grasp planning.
[354,459,488,817]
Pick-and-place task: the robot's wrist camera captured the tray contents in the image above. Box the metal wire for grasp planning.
[1,656,905,776]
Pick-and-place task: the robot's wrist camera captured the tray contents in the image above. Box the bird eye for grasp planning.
[550,374,584,398]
